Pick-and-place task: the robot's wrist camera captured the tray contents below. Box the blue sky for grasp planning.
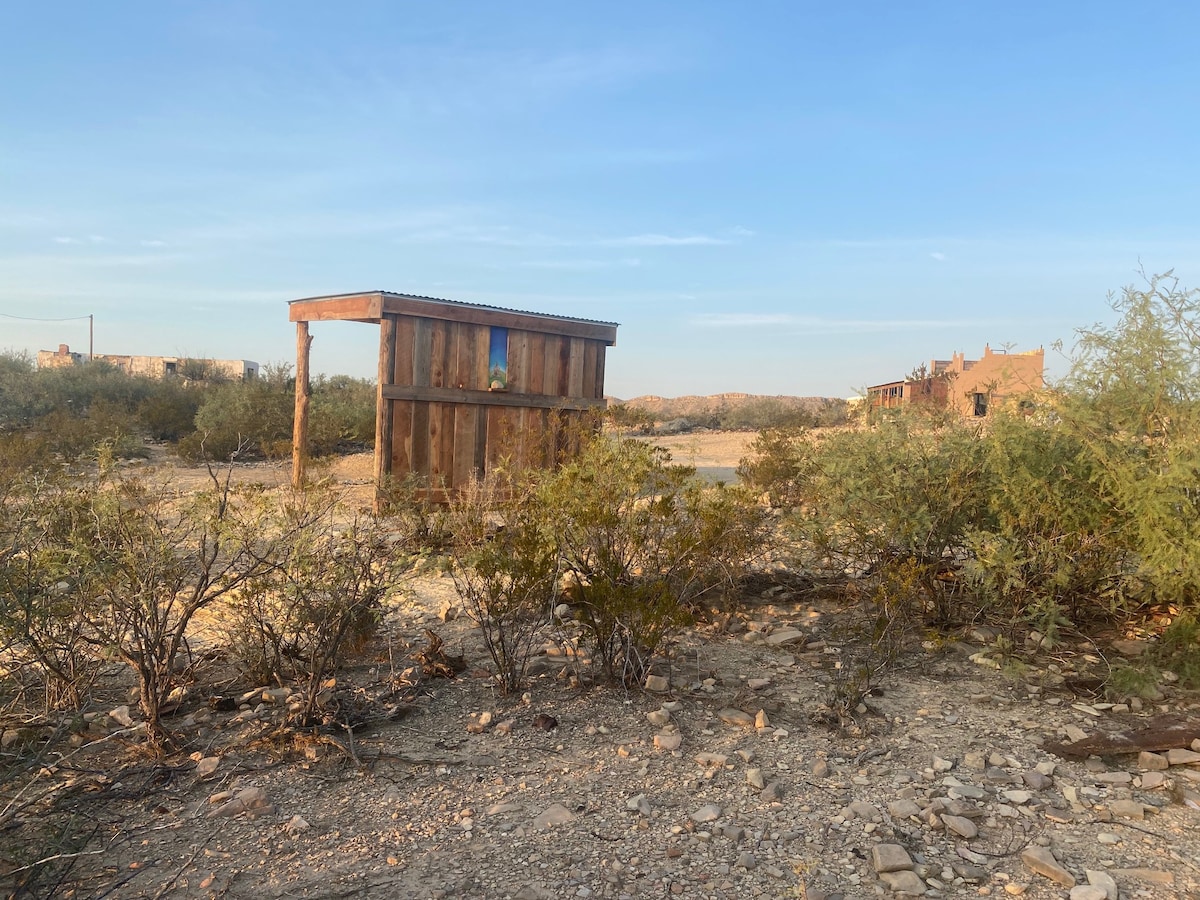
[2,2,1197,399]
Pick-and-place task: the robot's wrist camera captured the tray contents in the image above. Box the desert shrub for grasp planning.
[69,469,295,748]
[736,426,815,507]
[311,374,376,450]
[719,397,818,431]
[137,379,204,441]
[226,500,409,723]
[0,351,38,429]
[0,431,61,485]
[181,377,293,460]
[791,412,992,624]
[962,409,1136,633]
[540,435,766,683]
[0,476,101,712]
[605,403,655,436]
[447,472,560,694]
[1058,271,1200,611]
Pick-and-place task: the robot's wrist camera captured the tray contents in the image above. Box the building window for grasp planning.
[973,393,988,417]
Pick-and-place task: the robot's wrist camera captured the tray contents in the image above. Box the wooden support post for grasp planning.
[374,316,397,511]
[292,321,312,488]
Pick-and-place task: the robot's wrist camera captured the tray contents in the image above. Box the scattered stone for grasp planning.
[746,677,771,690]
[1166,748,1200,766]
[195,756,219,777]
[941,814,978,839]
[644,674,670,693]
[735,851,756,869]
[870,843,914,874]
[846,800,880,821]
[879,870,925,894]
[1110,639,1148,657]
[887,799,920,819]
[284,815,309,834]
[494,719,515,735]
[531,713,558,731]
[766,628,805,646]
[932,755,954,773]
[1020,846,1075,888]
[654,730,682,751]
[531,803,575,829]
[207,786,273,819]
[109,705,134,727]
[745,768,765,789]
[947,784,985,800]
[760,781,784,802]
[625,794,652,816]
[466,711,493,734]
[754,709,770,730]
[1069,887,1107,900]
[696,752,728,768]
[1107,799,1145,819]
[691,803,722,823]
[1138,750,1169,771]
[1140,770,1167,789]
[811,759,830,778]
[646,708,671,727]
[1107,868,1174,885]
[1022,770,1052,790]
[1084,870,1118,900]
[716,708,755,727]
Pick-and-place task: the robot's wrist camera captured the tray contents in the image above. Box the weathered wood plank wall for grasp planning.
[375,314,608,497]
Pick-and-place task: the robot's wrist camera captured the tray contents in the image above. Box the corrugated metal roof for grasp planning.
[289,290,620,328]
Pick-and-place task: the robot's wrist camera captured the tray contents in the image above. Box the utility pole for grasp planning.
[89,314,94,361]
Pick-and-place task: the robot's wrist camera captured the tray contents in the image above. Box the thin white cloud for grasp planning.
[602,233,730,247]
[395,226,739,250]
[691,313,1020,333]
[930,251,947,261]
[140,239,168,248]
[520,258,642,270]
[52,235,111,245]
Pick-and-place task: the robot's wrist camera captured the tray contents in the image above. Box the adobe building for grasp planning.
[37,344,259,380]
[287,291,618,501]
[867,345,1044,417]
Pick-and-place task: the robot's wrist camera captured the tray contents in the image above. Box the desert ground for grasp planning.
[4,434,1200,900]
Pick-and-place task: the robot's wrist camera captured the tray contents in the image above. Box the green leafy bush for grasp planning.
[226,500,409,723]
[736,426,814,507]
[0,475,101,712]
[1059,271,1200,609]
[962,410,1135,631]
[447,473,561,693]
[541,435,766,682]
[790,414,992,623]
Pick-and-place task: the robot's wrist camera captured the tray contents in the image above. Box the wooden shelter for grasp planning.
[288,292,618,501]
